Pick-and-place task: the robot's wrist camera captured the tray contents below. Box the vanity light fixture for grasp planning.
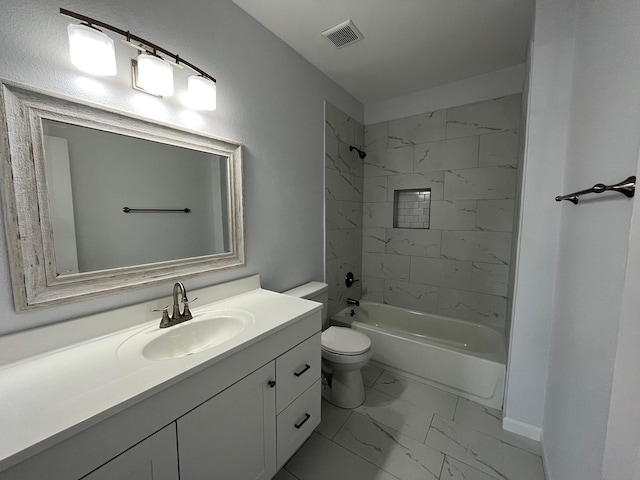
[61,8,217,110]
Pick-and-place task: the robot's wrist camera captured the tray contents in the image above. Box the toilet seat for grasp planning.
[321,326,371,356]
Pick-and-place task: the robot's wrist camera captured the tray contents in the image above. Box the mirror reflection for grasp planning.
[42,119,230,275]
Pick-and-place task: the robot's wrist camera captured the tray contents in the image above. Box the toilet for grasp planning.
[283,281,372,409]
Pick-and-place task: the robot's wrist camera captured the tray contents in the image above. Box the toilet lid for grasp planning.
[321,326,371,355]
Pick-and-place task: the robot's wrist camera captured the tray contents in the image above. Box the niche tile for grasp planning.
[393,189,431,229]
[414,136,479,173]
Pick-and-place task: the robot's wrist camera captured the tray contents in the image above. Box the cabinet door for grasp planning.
[81,424,178,480]
[177,362,276,480]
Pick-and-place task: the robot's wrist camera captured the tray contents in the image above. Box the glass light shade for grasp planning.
[136,53,174,97]
[187,75,217,111]
[67,24,117,76]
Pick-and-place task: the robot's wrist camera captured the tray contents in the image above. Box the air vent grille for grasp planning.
[322,20,364,49]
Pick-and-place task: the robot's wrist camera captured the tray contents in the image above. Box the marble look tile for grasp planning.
[438,288,506,328]
[476,200,515,232]
[363,227,387,253]
[354,388,434,442]
[385,228,441,257]
[384,280,439,314]
[441,230,512,265]
[362,275,384,302]
[430,200,477,231]
[454,398,540,455]
[363,202,393,228]
[471,262,509,296]
[363,177,388,203]
[425,416,545,480]
[444,166,517,200]
[325,135,339,171]
[478,131,519,167]
[334,413,444,480]
[372,371,457,420]
[440,456,498,480]
[353,175,364,203]
[326,168,356,201]
[414,136,479,173]
[285,432,398,480]
[325,200,341,231]
[410,257,472,290]
[327,228,362,262]
[362,365,384,387]
[387,171,445,201]
[274,468,299,480]
[364,146,414,177]
[326,102,355,144]
[365,122,388,151]
[388,110,446,147]
[445,95,521,139]
[362,253,410,281]
[340,141,365,177]
[327,200,362,230]
[354,121,365,151]
[315,400,352,440]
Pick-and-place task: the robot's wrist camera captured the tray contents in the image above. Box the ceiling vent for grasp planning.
[322,20,364,49]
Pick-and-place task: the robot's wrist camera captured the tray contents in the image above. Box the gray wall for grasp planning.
[325,102,364,317]
[361,95,521,330]
[0,0,362,334]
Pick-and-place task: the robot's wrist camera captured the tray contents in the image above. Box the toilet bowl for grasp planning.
[283,282,372,409]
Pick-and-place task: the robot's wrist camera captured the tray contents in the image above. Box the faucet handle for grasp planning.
[182,297,198,320]
[151,306,171,328]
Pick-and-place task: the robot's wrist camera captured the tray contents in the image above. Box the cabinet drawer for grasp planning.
[276,379,321,469]
[276,332,321,413]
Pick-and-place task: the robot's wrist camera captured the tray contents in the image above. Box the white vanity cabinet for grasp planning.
[177,362,277,480]
[80,425,179,480]
[0,302,321,480]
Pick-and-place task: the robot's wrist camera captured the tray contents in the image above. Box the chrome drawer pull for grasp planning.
[294,413,311,429]
[294,364,311,377]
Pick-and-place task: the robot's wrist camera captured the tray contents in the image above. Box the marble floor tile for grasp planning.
[453,398,540,454]
[285,432,399,480]
[362,364,384,387]
[440,456,498,480]
[334,412,444,480]
[372,371,458,420]
[355,387,434,442]
[426,416,545,480]
[315,400,352,439]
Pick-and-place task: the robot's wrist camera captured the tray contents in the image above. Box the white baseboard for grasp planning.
[540,431,552,480]
[502,417,542,441]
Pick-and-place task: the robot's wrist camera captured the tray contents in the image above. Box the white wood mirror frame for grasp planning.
[0,82,245,311]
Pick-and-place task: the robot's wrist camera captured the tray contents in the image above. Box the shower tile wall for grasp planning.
[362,95,521,330]
[325,102,365,317]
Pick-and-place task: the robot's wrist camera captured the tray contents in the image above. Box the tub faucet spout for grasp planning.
[347,298,360,307]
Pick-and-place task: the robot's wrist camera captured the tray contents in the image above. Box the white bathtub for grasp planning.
[331,301,506,409]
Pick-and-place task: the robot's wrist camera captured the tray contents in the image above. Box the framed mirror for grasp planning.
[0,82,245,311]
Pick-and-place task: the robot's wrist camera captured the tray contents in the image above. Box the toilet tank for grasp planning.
[282,281,329,328]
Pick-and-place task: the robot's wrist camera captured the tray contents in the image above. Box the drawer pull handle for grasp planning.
[294,413,311,429]
[268,380,276,388]
[294,364,311,377]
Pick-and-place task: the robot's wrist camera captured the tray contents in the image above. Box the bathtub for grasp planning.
[331,301,506,409]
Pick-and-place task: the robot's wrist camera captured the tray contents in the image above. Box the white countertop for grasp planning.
[0,278,320,471]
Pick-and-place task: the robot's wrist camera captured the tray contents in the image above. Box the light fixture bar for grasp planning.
[60,8,216,84]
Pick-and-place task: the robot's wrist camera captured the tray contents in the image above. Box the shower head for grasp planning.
[349,145,367,159]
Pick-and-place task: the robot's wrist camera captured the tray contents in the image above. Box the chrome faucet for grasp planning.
[158,282,194,328]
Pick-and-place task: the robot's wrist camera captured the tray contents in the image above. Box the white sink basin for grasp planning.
[118,309,255,361]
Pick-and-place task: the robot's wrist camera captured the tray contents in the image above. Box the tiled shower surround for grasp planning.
[325,102,365,317]
[362,95,521,330]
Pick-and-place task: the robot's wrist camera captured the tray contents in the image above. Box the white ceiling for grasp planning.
[232,0,534,104]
